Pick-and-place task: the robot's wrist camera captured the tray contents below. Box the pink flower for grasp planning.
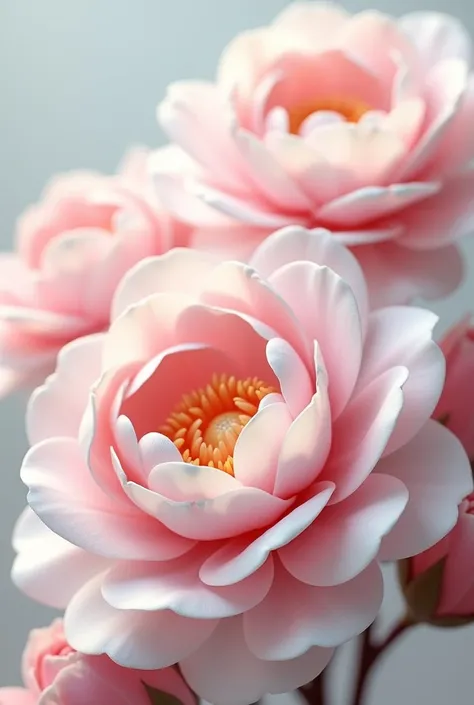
[0,619,194,705]
[14,227,472,705]
[153,3,474,305]
[403,488,474,622]
[0,147,188,397]
[435,316,474,459]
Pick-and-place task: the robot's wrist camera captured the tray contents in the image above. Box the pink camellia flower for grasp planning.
[0,618,194,705]
[0,147,188,397]
[13,227,472,705]
[153,3,474,305]
[400,317,474,624]
[435,316,474,459]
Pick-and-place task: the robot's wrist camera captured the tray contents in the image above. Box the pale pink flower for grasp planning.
[0,148,188,397]
[401,317,474,622]
[153,3,474,305]
[0,619,194,705]
[435,315,474,459]
[14,227,471,705]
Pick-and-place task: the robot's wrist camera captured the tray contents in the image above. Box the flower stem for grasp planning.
[352,618,413,705]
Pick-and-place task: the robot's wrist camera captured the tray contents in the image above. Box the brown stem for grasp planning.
[352,618,413,705]
[299,669,325,705]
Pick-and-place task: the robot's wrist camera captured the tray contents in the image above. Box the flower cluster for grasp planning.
[2,4,474,705]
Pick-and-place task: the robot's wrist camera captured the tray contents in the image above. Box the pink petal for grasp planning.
[266,338,313,418]
[440,513,474,614]
[274,344,331,499]
[235,130,312,210]
[199,483,335,586]
[272,3,350,45]
[356,241,464,307]
[250,226,368,332]
[0,689,35,705]
[279,474,407,586]
[319,182,441,228]
[199,260,311,366]
[356,307,445,454]
[111,249,217,321]
[119,459,293,541]
[153,172,233,227]
[399,12,471,67]
[22,438,194,561]
[244,560,383,657]
[101,549,274,618]
[27,334,103,446]
[398,173,474,250]
[377,420,473,560]
[320,366,407,502]
[269,261,362,418]
[12,508,109,609]
[180,616,334,705]
[233,401,292,493]
[64,574,218,669]
[158,81,248,192]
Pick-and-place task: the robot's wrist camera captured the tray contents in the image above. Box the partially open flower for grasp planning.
[0,147,188,397]
[13,227,471,705]
[153,3,474,305]
[0,619,194,705]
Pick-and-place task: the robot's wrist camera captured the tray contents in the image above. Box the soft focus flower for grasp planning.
[399,317,474,625]
[435,315,474,459]
[14,227,472,705]
[0,619,194,705]
[153,2,474,305]
[0,147,188,397]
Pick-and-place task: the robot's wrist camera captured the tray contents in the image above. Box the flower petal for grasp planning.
[279,474,407,586]
[12,508,109,609]
[378,420,473,559]
[101,549,274,618]
[200,483,335,586]
[26,334,104,445]
[65,574,218,669]
[399,12,472,67]
[356,307,445,454]
[269,261,362,418]
[180,616,334,705]
[250,226,368,334]
[244,560,383,657]
[22,438,194,561]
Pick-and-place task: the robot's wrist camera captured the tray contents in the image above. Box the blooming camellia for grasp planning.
[0,148,188,396]
[400,317,474,624]
[0,619,194,705]
[14,228,471,705]
[153,2,474,305]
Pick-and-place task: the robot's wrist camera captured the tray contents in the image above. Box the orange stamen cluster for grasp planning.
[288,97,371,134]
[159,373,277,475]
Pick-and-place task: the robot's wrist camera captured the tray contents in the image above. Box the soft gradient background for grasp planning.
[1,1,474,703]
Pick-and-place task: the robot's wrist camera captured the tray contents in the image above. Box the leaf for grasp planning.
[143,684,186,705]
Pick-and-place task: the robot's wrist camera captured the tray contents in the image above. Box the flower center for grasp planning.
[288,97,371,134]
[160,374,277,475]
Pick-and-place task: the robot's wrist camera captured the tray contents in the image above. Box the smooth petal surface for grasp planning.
[399,12,471,67]
[269,261,362,417]
[26,334,104,446]
[200,483,335,586]
[250,227,368,328]
[378,420,473,559]
[180,617,334,705]
[0,689,35,705]
[356,307,445,454]
[22,438,194,561]
[12,508,109,609]
[244,560,383,657]
[279,474,407,586]
[101,550,274,618]
[65,575,218,669]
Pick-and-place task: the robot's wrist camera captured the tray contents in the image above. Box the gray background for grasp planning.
[1,1,474,703]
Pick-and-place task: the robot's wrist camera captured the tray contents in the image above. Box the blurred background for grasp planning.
[1,1,474,703]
